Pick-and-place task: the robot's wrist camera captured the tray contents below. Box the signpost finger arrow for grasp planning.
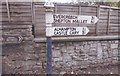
[46,27,89,36]
[53,14,99,24]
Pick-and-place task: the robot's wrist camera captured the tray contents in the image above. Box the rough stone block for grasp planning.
[103,51,109,58]
[65,61,73,67]
[79,54,89,60]
[88,50,97,56]
[53,63,62,67]
[74,49,80,53]
[40,50,46,53]
[24,60,37,66]
[24,54,36,60]
[39,57,46,61]
[67,46,75,50]
[102,45,108,50]
[63,54,72,63]
[53,57,63,62]
[69,52,75,56]
[54,46,60,50]
[90,43,97,48]
[115,40,118,43]
[61,49,67,53]
[84,45,90,51]
[22,65,33,71]
[53,51,61,57]
[36,62,42,66]
[72,55,79,60]
[112,49,118,56]
[67,50,75,54]
[111,44,118,49]
[75,46,81,50]
[24,45,34,53]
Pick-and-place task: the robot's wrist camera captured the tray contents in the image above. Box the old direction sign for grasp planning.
[1,34,23,44]
[46,27,89,36]
[53,14,99,24]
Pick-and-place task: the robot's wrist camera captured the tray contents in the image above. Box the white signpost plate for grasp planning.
[46,27,89,36]
[53,14,99,24]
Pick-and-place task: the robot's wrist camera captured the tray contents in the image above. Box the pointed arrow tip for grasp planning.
[94,16,99,23]
[18,35,23,42]
[87,27,89,34]
[85,27,89,35]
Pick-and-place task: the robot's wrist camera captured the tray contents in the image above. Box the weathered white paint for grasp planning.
[45,13,54,24]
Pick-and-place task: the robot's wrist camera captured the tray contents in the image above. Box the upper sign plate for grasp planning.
[53,14,99,24]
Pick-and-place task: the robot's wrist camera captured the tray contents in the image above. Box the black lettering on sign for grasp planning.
[70,30,79,35]
[91,16,94,23]
[53,15,58,19]
[53,14,78,23]
[82,27,86,35]
[54,28,57,35]
[69,28,78,35]
[54,28,69,36]
[73,20,79,23]
[62,19,71,23]
[80,20,88,23]
[54,19,60,23]
[54,19,72,23]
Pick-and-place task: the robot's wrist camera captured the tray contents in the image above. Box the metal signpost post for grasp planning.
[44,2,54,76]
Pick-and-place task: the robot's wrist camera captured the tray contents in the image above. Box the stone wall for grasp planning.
[52,40,119,74]
[2,39,119,74]
[2,41,46,74]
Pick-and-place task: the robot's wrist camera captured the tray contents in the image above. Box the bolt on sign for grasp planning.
[46,27,89,36]
[53,14,99,24]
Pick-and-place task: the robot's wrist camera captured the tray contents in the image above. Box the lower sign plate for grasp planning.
[46,27,89,36]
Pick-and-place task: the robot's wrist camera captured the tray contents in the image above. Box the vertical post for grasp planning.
[78,5,81,26]
[106,8,110,35]
[6,0,10,22]
[31,0,35,37]
[95,5,100,35]
[0,3,2,76]
[54,4,57,26]
[44,2,54,75]
[54,4,57,13]
[46,37,52,75]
